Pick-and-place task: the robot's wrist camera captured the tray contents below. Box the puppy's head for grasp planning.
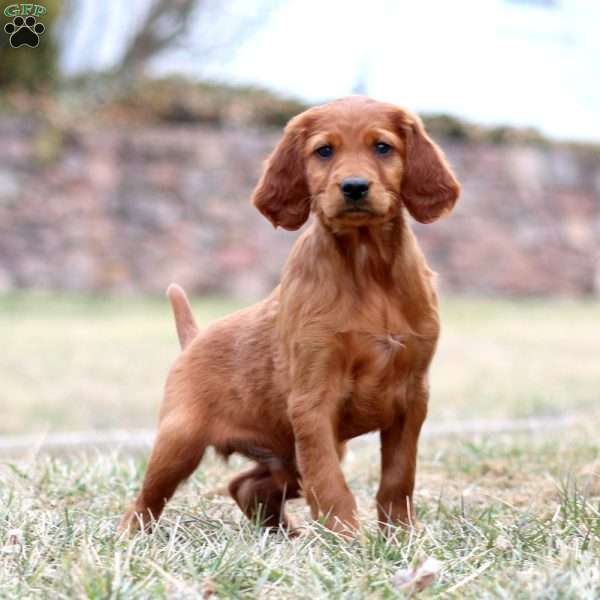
[252,97,460,230]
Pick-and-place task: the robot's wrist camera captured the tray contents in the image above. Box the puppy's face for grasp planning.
[252,97,460,231]
[303,103,406,228]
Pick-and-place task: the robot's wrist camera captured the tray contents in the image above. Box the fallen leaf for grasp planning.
[393,556,442,596]
[202,576,217,598]
[2,528,24,555]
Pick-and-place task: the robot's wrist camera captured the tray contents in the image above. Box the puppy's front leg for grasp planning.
[289,394,358,533]
[376,378,429,529]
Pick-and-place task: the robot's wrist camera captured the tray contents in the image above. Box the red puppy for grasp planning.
[120,97,460,534]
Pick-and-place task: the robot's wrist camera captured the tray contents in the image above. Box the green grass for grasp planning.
[1,293,599,597]
[1,427,600,598]
[0,293,598,433]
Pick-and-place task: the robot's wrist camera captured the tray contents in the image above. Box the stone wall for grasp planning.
[1,118,599,297]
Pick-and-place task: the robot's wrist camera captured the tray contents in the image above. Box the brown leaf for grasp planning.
[392,557,441,596]
[2,528,24,555]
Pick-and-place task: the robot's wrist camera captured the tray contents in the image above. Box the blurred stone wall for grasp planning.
[1,118,599,297]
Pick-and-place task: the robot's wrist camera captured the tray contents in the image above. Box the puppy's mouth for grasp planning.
[342,206,373,214]
[331,200,394,226]
[317,190,390,223]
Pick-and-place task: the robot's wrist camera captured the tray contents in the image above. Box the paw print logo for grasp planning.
[4,15,45,48]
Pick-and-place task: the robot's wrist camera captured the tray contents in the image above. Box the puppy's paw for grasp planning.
[324,514,361,540]
[118,508,154,535]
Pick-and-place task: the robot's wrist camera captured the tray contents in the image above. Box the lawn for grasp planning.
[1,427,600,598]
[0,293,598,433]
[1,293,599,598]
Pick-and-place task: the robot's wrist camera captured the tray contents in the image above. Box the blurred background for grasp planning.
[0,0,598,438]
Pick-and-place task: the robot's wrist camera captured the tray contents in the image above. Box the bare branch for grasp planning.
[118,0,199,78]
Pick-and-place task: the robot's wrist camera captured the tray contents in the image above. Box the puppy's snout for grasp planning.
[340,177,370,203]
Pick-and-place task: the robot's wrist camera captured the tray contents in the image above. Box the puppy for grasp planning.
[120,96,460,534]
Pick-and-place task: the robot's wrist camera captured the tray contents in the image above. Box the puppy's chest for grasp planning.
[334,303,436,438]
[338,299,428,371]
[340,325,417,390]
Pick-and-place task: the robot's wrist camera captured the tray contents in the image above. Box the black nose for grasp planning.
[340,177,370,202]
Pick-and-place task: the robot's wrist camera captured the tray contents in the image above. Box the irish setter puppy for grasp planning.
[120,96,460,534]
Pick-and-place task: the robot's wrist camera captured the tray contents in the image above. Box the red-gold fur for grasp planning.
[120,97,460,534]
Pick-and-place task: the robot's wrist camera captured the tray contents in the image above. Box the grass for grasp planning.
[1,427,600,598]
[0,293,598,433]
[0,293,242,434]
[1,293,599,597]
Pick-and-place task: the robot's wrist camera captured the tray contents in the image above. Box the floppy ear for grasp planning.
[399,113,460,224]
[251,116,311,230]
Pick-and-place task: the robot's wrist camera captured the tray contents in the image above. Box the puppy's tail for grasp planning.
[167,283,199,350]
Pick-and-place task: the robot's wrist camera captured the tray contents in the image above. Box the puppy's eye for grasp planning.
[374,142,392,155]
[315,145,334,158]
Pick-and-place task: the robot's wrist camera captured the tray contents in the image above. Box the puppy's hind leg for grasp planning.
[229,464,301,531]
[120,376,208,532]
[120,286,205,533]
